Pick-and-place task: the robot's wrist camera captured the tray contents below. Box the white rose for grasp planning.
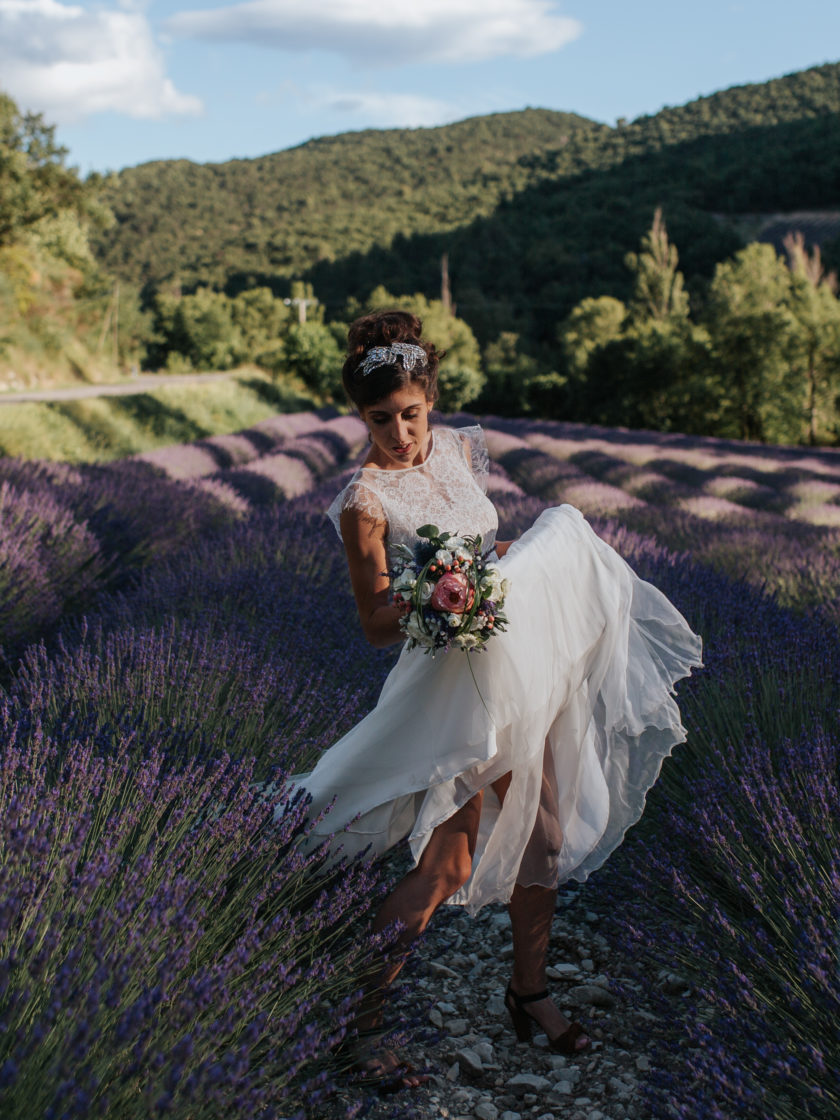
[446,612,464,628]
[481,570,502,600]
[393,569,416,592]
[419,581,433,603]
[434,549,454,567]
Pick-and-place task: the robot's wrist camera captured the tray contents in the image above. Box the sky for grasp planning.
[1,0,838,175]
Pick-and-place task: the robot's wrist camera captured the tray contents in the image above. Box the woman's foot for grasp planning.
[351,1043,428,1094]
[505,984,591,1053]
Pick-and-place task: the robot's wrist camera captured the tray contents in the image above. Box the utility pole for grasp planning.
[112,281,119,368]
[284,296,318,324]
[441,252,453,314]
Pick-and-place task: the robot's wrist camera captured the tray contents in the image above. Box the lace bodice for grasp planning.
[327,425,498,554]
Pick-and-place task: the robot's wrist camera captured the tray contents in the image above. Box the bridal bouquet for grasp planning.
[390,524,509,655]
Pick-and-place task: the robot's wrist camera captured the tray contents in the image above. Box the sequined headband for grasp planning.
[356,342,427,378]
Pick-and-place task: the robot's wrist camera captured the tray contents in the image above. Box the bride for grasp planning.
[289,309,702,1089]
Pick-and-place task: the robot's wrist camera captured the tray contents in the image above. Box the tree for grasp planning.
[230,287,290,374]
[0,92,97,246]
[560,296,627,381]
[784,232,840,444]
[703,243,799,442]
[282,321,342,399]
[152,287,242,371]
[625,207,690,325]
[480,332,559,415]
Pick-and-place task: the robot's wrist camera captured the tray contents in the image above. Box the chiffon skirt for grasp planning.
[286,505,703,915]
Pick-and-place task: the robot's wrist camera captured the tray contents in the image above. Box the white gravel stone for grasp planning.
[456,1047,484,1076]
[474,1040,496,1063]
[548,962,581,975]
[474,1102,499,1120]
[566,984,617,1009]
[506,1072,553,1094]
[635,1055,651,1072]
[431,962,461,979]
[554,1066,581,1084]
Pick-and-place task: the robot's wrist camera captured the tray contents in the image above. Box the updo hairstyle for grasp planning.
[342,309,442,410]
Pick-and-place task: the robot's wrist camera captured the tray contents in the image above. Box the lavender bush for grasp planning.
[0,699,390,1119]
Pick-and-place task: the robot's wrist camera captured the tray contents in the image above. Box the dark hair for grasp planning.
[342,309,442,410]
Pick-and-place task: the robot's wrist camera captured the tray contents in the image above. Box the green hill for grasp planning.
[95,62,840,338]
[95,109,602,292]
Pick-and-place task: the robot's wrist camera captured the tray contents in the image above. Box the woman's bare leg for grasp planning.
[353,791,483,1084]
[508,883,589,1045]
[492,771,590,1048]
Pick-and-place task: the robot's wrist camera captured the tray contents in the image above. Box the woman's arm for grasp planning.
[339,506,406,649]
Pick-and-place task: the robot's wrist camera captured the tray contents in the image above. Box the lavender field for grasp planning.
[1,409,838,1119]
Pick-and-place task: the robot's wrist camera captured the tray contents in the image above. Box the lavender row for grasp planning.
[587,555,840,1117]
[0,415,367,660]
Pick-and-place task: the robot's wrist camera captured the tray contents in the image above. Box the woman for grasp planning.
[289,309,702,1089]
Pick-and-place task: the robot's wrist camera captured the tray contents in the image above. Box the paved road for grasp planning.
[0,370,240,405]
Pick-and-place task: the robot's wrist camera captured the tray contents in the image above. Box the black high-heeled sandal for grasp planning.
[504,983,591,1054]
[347,1028,429,1095]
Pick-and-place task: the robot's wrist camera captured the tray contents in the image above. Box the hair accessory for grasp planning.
[357,342,427,378]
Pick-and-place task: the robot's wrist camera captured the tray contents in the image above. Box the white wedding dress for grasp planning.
[287,425,702,915]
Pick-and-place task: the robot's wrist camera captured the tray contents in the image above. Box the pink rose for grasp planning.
[430,571,474,614]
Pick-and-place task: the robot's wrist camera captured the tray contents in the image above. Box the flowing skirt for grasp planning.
[286,505,703,915]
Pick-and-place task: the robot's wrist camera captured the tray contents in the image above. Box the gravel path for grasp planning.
[325,868,700,1120]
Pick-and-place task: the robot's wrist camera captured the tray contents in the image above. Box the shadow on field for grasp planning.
[106,394,209,444]
[238,377,317,414]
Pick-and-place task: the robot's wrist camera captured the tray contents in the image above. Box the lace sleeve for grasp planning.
[326,478,386,540]
[455,425,490,493]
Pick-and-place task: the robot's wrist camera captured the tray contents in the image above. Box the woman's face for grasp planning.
[361,385,433,470]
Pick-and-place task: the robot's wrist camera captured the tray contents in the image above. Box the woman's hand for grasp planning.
[340,507,406,648]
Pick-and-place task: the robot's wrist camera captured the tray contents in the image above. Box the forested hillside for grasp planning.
[96,61,840,338]
[95,109,602,293]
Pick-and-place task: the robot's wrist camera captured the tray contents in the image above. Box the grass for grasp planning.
[0,370,318,462]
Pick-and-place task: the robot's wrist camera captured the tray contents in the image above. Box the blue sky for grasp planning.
[1,0,838,174]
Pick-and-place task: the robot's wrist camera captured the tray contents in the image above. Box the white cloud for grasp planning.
[305,87,456,128]
[165,0,583,65]
[0,0,202,123]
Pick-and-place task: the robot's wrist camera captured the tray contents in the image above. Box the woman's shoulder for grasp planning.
[326,473,386,538]
[438,423,489,484]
